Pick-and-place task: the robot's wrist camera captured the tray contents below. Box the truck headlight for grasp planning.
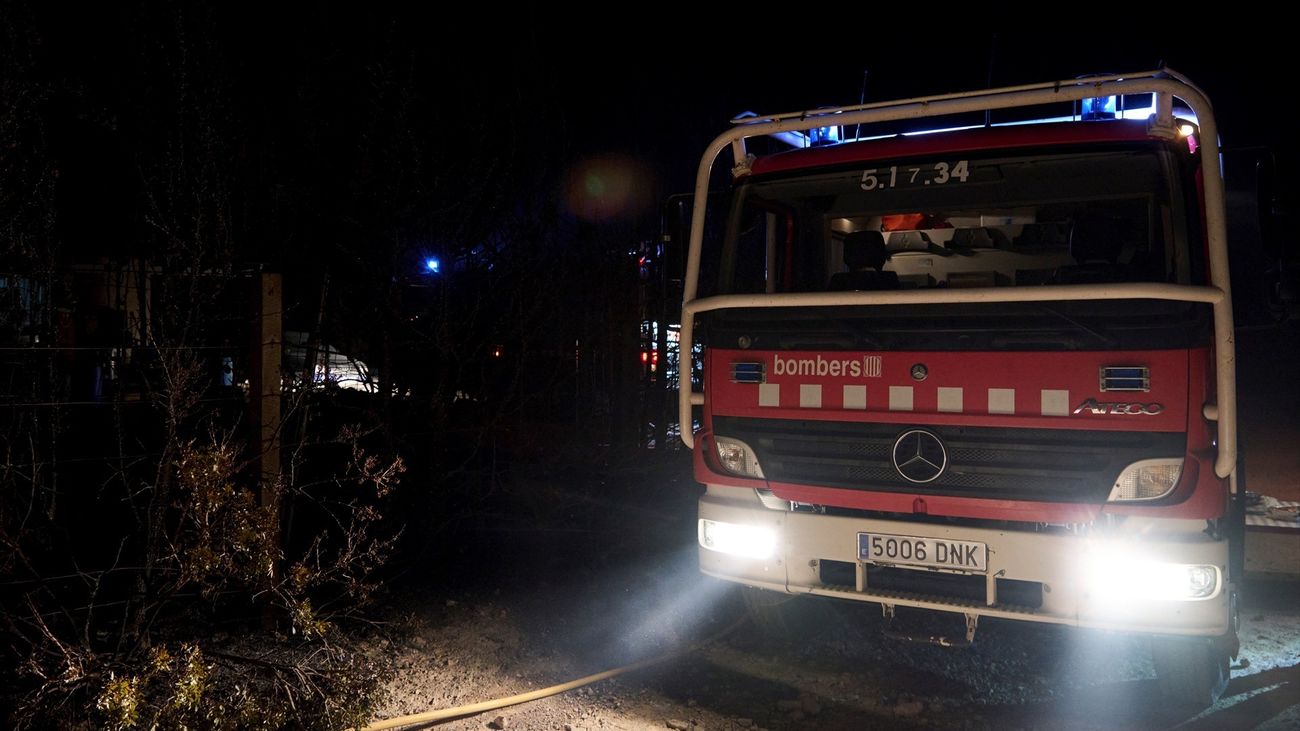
[1107,459,1183,502]
[714,436,765,479]
[1083,545,1221,601]
[699,519,776,559]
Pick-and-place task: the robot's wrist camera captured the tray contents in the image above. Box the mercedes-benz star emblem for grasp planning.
[910,363,928,381]
[891,429,948,483]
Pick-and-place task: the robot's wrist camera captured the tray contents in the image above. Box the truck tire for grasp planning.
[1150,636,1230,710]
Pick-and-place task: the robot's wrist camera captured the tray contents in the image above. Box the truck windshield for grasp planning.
[718,146,1200,295]
[708,145,1210,350]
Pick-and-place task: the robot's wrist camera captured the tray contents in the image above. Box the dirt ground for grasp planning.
[369,495,1300,728]
[365,320,1300,731]
[369,541,1300,731]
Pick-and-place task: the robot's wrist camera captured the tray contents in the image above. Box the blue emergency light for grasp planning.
[1081,95,1117,121]
[809,125,841,146]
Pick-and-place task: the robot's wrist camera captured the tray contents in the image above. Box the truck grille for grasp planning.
[712,416,1185,503]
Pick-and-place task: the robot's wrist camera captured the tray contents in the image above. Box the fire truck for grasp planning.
[680,70,1242,707]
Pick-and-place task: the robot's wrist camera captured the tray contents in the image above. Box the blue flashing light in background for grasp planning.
[808,125,841,147]
[424,257,441,274]
[1081,95,1117,121]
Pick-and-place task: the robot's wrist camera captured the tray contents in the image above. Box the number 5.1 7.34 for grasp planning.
[860,160,969,191]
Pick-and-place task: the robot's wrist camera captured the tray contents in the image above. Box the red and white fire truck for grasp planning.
[680,70,1242,707]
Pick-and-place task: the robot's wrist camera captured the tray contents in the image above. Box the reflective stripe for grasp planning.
[937,387,964,413]
[1041,389,1070,417]
[988,388,1016,415]
[889,386,914,412]
[751,384,1074,417]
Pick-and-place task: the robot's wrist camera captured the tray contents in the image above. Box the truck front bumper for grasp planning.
[699,486,1231,637]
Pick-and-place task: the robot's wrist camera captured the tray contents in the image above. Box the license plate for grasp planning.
[857,533,987,573]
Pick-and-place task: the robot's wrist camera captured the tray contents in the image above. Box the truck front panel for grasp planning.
[689,120,1233,638]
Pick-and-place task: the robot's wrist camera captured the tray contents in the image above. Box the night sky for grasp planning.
[10,7,1293,277]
